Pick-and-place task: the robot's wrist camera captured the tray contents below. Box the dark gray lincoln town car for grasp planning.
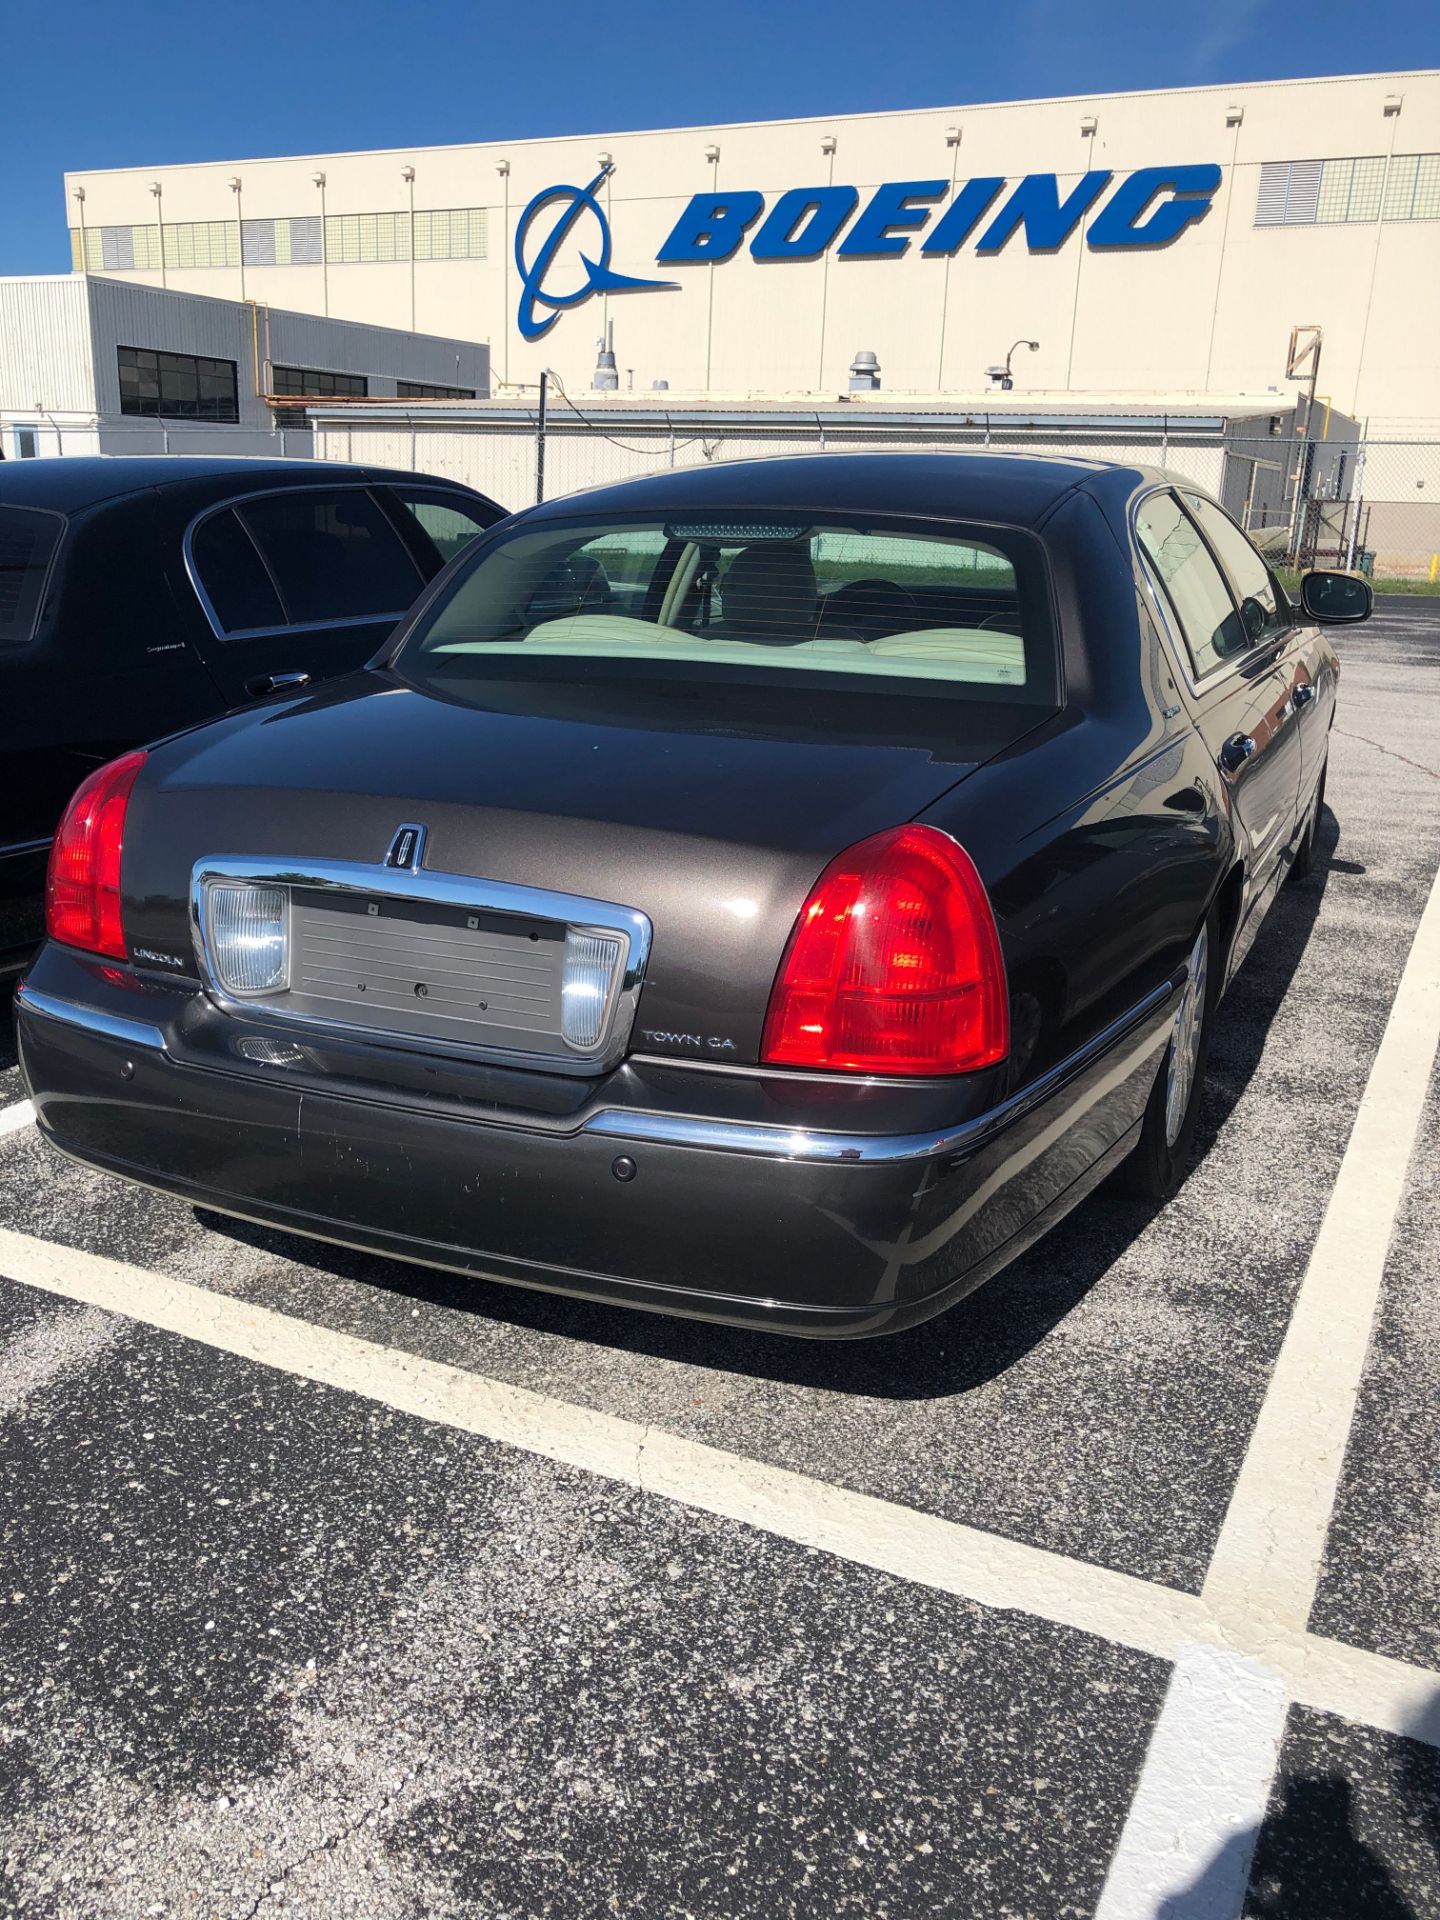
[15,453,1370,1336]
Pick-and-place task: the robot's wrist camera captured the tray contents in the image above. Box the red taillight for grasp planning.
[761,824,1009,1075]
[45,750,148,960]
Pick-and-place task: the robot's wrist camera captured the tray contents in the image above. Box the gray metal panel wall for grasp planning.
[0,278,96,412]
[265,308,488,393]
[85,277,264,425]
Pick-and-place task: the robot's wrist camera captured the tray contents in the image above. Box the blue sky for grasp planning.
[0,0,1430,273]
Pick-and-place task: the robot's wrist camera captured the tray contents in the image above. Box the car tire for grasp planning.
[1123,916,1216,1201]
[1288,757,1327,884]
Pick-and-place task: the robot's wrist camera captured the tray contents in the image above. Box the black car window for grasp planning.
[190,508,286,634]
[0,505,63,646]
[1135,491,1247,679]
[390,490,497,566]
[236,489,423,626]
[1183,493,1290,646]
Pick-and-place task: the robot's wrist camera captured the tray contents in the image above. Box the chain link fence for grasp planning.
[313,401,1440,589]
[17,401,1433,585]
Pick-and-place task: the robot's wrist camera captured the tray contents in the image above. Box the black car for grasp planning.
[15,454,1371,1337]
[1,456,503,972]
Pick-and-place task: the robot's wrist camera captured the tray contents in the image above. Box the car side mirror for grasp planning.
[1300,570,1373,625]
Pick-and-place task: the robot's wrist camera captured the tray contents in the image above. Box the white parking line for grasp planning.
[0,1219,1209,1664]
[1093,1644,1289,1920]
[1,1209,1438,1751]
[1098,854,1440,1916]
[0,1099,35,1138]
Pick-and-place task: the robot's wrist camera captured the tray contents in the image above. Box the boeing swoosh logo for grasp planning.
[514,165,677,342]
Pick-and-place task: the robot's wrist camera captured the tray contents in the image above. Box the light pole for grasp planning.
[497,160,511,385]
[817,135,837,392]
[313,171,328,316]
[150,182,165,287]
[703,143,719,391]
[402,165,416,331]
[72,184,88,271]
[229,177,245,299]
[937,126,961,389]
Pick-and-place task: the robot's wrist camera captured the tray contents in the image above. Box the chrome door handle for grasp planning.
[1292,682,1316,707]
[246,670,312,699]
[1219,733,1256,773]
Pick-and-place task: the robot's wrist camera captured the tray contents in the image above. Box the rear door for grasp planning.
[185,484,430,705]
[1134,488,1302,957]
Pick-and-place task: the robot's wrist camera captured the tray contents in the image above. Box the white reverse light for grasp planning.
[561,928,624,1051]
[207,883,289,995]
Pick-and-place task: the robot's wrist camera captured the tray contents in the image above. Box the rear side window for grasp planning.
[0,505,63,646]
[236,489,423,625]
[1135,492,1247,679]
[190,508,285,633]
[1183,493,1290,646]
[390,490,497,566]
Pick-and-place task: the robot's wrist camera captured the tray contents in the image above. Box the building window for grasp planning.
[1257,153,1440,226]
[13,426,40,459]
[270,364,368,431]
[70,224,163,271]
[242,215,324,266]
[412,208,489,260]
[1255,156,1387,226]
[118,346,239,422]
[1382,153,1440,221]
[395,380,476,400]
[324,212,411,263]
[161,220,240,269]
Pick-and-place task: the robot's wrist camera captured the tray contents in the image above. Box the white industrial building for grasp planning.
[58,70,1439,423]
[0,274,488,460]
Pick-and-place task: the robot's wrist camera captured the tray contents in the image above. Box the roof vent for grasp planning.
[849,348,881,393]
[592,321,619,392]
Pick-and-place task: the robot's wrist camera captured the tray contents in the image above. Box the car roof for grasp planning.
[0,454,464,515]
[522,451,1155,530]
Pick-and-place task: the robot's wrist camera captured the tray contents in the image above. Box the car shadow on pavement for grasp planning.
[205,813,1341,1403]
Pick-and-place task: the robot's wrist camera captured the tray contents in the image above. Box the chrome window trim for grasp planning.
[182,483,420,643]
[189,856,652,1077]
[15,981,167,1053]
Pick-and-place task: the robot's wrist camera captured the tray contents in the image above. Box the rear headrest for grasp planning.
[719,541,818,641]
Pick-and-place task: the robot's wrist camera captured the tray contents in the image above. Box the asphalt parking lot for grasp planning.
[2,601,1439,1920]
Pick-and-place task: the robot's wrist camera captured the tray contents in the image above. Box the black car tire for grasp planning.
[1123,913,1217,1200]
[1288,756,1327,884]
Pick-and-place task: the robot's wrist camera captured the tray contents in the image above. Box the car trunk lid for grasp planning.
[123,669,1047,1068]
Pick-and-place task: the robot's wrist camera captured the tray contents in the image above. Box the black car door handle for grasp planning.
[246,670,312,699]
[1292,682,1316,707]
[1219,733,1256,773]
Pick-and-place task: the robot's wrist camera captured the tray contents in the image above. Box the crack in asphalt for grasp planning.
[1334,727,1440,783]
[235,1770,421,1918]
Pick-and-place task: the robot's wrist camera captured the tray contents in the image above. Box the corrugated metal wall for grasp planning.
[0,279,95,412]
[266,310,487,393]
[85,278,266,423]
[313,416,1226,518]
[81,279,489,425]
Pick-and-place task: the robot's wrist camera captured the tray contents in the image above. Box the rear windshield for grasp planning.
[396,515,1058,704]
[0,506,64,647]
